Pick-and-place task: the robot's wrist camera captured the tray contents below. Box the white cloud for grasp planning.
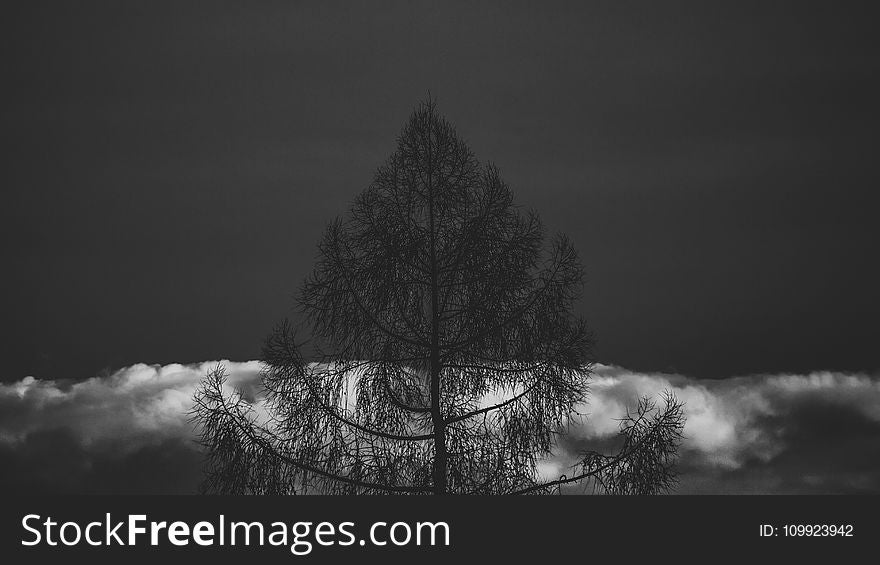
[1,360,878,493]
[565,364,880,470]
[0,360,263,450]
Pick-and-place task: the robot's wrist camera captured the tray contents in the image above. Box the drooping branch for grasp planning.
[510,392,685,495]
[445,375,543,425]
[262,323,434,442]
[193,365,432,494]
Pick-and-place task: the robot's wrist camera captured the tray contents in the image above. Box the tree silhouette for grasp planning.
[193,98,684,495]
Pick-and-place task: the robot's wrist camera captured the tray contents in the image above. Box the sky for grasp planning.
[1,2,879,495]
[3,1,878,382]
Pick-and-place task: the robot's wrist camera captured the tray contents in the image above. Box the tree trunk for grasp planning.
[425,104,447,495]
[430,353,447,494]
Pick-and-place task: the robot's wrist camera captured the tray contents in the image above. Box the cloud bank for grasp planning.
[1,362,877,494]
[0,361,261,494]
[555,365,880,493]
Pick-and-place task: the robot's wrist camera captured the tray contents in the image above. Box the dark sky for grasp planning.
[3,1,878,381]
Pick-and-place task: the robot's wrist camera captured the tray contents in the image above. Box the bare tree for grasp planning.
[193,98,685,495]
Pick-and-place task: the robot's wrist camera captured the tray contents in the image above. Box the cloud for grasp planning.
[1,361,878,493]
[0,361,262,493]
[554,364,880,493]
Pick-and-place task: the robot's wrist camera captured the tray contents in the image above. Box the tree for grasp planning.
[193,98,684,495]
